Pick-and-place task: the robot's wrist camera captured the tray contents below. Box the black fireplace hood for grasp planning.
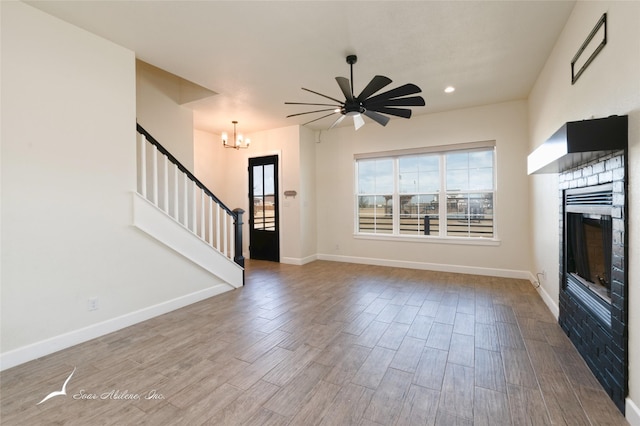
[528,115,628,174]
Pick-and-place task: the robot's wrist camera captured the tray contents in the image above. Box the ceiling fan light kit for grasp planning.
[285,55,425,130]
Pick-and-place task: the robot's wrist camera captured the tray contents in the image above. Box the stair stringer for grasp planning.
[132,192,243,289]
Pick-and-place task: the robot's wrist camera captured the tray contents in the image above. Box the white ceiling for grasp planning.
[27,0,576,135]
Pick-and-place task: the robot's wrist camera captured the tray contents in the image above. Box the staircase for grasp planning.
[134,124,244,288]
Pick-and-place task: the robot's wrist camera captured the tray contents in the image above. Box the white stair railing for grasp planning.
[136,125,243,268]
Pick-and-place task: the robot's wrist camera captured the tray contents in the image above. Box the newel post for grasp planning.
[233,208,245,269]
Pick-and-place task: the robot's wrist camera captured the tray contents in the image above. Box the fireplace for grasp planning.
[559,153,627,413]
[529,115,628,413]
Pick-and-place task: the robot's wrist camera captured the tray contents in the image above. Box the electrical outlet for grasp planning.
[87,297,99,311]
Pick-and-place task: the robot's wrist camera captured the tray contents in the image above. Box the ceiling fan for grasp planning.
[285,55,425,130]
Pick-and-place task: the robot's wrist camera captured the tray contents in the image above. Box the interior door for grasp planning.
[249,155,279,262]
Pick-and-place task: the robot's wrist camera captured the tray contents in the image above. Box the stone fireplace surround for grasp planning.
[558,150,628,413]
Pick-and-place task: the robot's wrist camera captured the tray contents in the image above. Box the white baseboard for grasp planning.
[526,272,559,319]
[316,253,531,280]
[280,254,318,266]
[317,254,560,319]
[0,284,232,371]
[627,398,640,426]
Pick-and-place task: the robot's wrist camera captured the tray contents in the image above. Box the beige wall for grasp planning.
[1,2,228,367]
[194,129,226,196]
[195,124,317,264]
[527,1,640,419]
[198,125,308,263]
[299,126,318,261]
[136,60,196,172]
[315,100,532,276]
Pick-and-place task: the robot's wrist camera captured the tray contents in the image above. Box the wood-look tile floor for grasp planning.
[0,260,628,425]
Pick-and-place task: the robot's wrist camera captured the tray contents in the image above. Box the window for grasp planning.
[355,143,495,240]
[357,158,393,234]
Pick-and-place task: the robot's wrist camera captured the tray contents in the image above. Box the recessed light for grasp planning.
[444,86,456,93]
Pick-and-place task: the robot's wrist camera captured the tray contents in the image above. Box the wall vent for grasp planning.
[565,183,612,206]
[565,183,612,215]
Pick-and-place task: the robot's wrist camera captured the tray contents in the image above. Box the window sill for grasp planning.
[353,233,501,246]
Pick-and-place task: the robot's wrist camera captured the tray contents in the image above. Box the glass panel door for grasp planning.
[249,155,279,261]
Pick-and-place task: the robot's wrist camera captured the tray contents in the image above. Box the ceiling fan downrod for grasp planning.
[346,54,357,97]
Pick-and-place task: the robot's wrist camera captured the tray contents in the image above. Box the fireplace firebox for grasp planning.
[565,184,613,311]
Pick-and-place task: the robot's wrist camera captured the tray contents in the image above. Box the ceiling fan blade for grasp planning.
[363,110,390,127]
[328,114,346,130]
[365,105,412,119]
[285,101,341,107]
[336,77,354,101]
[364,83,422,104]
[286,108,337,118]
[302,112,338,126]
[366,96,425,108]
[301,87,344,104]
[357,75,392,101]
[353,114,365,131]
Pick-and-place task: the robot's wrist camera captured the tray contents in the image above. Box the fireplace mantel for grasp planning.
[528,115,627,174]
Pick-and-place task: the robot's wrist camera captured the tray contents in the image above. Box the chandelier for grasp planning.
[222,121,250,149]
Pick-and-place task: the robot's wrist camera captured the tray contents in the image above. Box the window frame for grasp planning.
[354,141,499,245]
